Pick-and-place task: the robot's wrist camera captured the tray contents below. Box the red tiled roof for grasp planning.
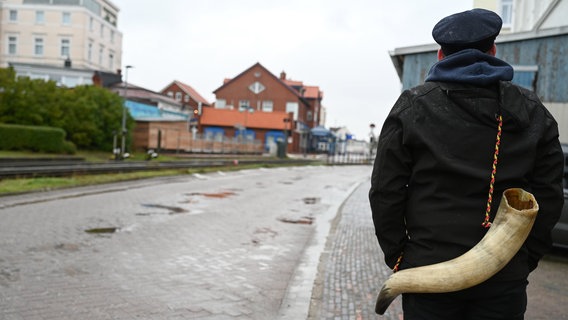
[159,80,211,106]
[200,108,291,130]
[303,85,322,99]
[283,79,303,87]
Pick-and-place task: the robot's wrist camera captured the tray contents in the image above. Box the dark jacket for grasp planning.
[369,50,564,282]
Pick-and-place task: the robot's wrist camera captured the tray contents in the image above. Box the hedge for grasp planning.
[0,123,76,154]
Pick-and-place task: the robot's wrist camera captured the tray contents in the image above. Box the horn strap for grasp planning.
[482,114,503,228]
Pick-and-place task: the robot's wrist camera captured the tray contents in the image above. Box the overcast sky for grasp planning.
[111,0,473,140]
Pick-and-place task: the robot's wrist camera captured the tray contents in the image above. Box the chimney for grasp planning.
[280,71,286,80]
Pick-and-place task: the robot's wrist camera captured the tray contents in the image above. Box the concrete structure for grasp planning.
[0,0,122,74]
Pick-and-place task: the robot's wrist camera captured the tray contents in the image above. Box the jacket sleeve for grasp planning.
[369,92,413,269]
[526,111,564,272]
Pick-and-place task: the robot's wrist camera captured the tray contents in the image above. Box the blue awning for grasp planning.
[204,127,225,135]
[310,126,332,137]
[125,100,188,121]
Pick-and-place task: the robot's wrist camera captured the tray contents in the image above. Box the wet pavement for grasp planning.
[1,164,564,319]
[305,178,403,320]
[0,165,385,319]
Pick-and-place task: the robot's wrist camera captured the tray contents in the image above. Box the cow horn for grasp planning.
[375,188,538,315]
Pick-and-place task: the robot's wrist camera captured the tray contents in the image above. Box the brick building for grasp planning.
[202,62,324,154]
[160,80,211,114]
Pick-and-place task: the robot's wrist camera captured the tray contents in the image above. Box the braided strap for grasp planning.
[392,252,404,273]
[482,114,503,228]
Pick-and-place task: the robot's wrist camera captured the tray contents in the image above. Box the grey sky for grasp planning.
[112,0,472,140]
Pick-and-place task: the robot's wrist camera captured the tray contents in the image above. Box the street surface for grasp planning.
[0,165,370,319]
[1,165,566,319]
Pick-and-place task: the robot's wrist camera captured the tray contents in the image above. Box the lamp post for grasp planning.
[120,65,133,159]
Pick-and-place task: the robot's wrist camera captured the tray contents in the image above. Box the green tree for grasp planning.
[59,85,133,150]
[0,67,132,151]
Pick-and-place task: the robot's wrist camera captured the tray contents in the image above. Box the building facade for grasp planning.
[0,0,122,73]
[474,0,567,33]
[207,62,325,154]
[160,80,211,115]
[389,0,568,142]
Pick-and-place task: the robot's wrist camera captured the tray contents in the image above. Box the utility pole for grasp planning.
[120,65,133,159]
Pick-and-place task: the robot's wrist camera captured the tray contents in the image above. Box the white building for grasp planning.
[474,0,567,33]
[0,0,122,84]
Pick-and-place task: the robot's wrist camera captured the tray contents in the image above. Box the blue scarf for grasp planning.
[425,49,514,86]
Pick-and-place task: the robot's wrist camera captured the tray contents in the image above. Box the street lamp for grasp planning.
[120,65,133,159]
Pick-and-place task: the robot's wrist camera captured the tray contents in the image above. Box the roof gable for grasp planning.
[161,80,211,106]
[213,62,303,99]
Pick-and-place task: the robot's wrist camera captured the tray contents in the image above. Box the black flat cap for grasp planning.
[432,8,502,55]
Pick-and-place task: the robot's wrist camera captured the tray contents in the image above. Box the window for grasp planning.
[239,100,250,110]
[307,111,313,121]
[248,81,265,94]
[98,45,103,65]
[286,102,299,120]
[62,12,71,25]
[88,42,93,61]
[110,30,115,43]
[167,91,174,98]
[60,39,70,57]
[512,65,538,91]
[175,92,182,101]
[34,38,44,56]
[501,0,513,27]
[35,11,44,24]
[108,52,114,70]
[100,24,104,38]
[89,17,94,31]
[8,36,17,55]
[9,10,17,22]
[61,76,79,88]
[216,99,226,109]
[184,95,190,103]
[262,100,273,112]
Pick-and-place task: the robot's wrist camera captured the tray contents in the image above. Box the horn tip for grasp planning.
[375,285,397,315]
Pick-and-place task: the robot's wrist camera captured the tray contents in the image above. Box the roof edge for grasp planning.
[390,25,568,57]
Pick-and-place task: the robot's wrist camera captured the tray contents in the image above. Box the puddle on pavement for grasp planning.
[85,227,119,234]
[55,243,80,252]
[185,191,236,198]
[254,227,278,237]
[141,204,189,214]
[278,216,315,225]
[303,197,320,204]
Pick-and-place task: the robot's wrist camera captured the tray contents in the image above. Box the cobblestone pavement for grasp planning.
[0,165,370,320]
[307,179,403,320]
[308,178,568,320]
